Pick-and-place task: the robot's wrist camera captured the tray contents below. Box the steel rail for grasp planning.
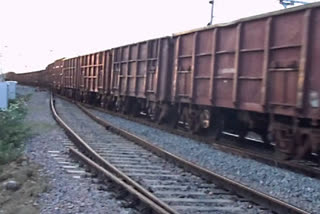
[69,148,169,214]
[50,93,178,214]
[74,97,320,180]
[75,101,310,214]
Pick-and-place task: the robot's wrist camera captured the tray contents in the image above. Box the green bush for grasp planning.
[0,96,30,164]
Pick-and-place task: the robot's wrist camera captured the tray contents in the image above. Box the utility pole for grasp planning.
[208,0,214,25]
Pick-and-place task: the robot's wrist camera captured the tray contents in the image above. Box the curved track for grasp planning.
[75,100,320,180]
[51,94,309,214]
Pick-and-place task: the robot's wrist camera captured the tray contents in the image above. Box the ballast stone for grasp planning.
[4,180,21,191]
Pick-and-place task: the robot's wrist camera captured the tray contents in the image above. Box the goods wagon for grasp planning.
[4,72,15,81]
[168,3,320,158]
[38,69,51,88]
[46,58,64,91]
[12,70,43,86]
[61,57,80,98]
[110,37,171,117]
[79,50,111,105]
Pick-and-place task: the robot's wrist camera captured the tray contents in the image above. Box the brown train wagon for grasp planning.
[38,69,51,88]
[61,57,80,98]
[170,3,320,157]
[4,72,15,81]
[13,70,43,86]
[79,50,111,105]
[46,58,64,91]
[110,37,171,114]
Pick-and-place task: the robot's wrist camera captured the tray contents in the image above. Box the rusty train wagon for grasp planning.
[79,50,111,105]
[166,4,320,159]
[46,59,64,91]
[110,37,171,117]
[39,69,51,88]
[5,72,15,81]
[12,70,43,86]
[61,57,80,98]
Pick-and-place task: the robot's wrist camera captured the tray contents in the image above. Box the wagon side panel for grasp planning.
[267,11,305,116]
[305,8,320,119]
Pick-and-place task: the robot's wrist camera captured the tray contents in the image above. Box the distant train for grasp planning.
[8,3,320,161]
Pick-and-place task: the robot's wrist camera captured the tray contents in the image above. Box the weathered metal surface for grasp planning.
[12,70,43,86]
[307,7,320,120]
[46,59,64,90]
[232,23,242,107]
[173,2,320,36]
[261,17,272,108]
[62,57,79,90]
[79,51,110,93]
[111,37,171,102]
[171,4,320,120]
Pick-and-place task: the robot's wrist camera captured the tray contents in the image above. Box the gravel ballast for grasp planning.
[54,98,269,214]
[84,103,320,213]
[18,85,132,214]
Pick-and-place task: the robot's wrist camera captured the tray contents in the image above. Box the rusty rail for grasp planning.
[50,93,178,214]
[74,101,310,214]
[75,98,320,180]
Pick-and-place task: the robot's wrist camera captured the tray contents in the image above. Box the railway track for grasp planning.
[51,94,309,214]
[72,98,320,180]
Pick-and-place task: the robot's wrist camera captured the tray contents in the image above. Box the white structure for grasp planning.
[0,82,8,110]
[6,81,17,100]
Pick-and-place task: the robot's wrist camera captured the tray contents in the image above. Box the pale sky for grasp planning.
[0,0,317,73]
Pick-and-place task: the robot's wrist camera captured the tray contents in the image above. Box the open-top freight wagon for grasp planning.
[7,2,320,160]
[10,70,45,87]
[165,3,320,159]
[46,59,64,93]
[109,37,171,117]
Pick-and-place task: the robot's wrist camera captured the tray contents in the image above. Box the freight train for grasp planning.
[8,3,320,161]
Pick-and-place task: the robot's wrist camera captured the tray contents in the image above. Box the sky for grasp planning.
[0,0,317,73]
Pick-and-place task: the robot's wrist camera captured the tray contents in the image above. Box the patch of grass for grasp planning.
[0,96,30,165]
[27,121,56,135]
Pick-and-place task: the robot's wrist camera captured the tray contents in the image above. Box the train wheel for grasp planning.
[130,101,140,117]
[186,111,201,134]
[294,135,312,159]
[213,117,224,141]
[121,101,129,114]
[274,149,291,160]
[271,124,296,160]
[169,114,179,128]
[167,107,179,128]
[115,98,122,112]
[157,104,169,125]
[275,141,294,160]
[100,95,106,108]
[150,106,160,122]
[237,124,249,144]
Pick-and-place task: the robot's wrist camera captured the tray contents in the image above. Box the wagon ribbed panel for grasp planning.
[306,8,320,119]
[62,57,79,90]
[111,37,171,102]
[172,3,320,119]
[80,51,108,93]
